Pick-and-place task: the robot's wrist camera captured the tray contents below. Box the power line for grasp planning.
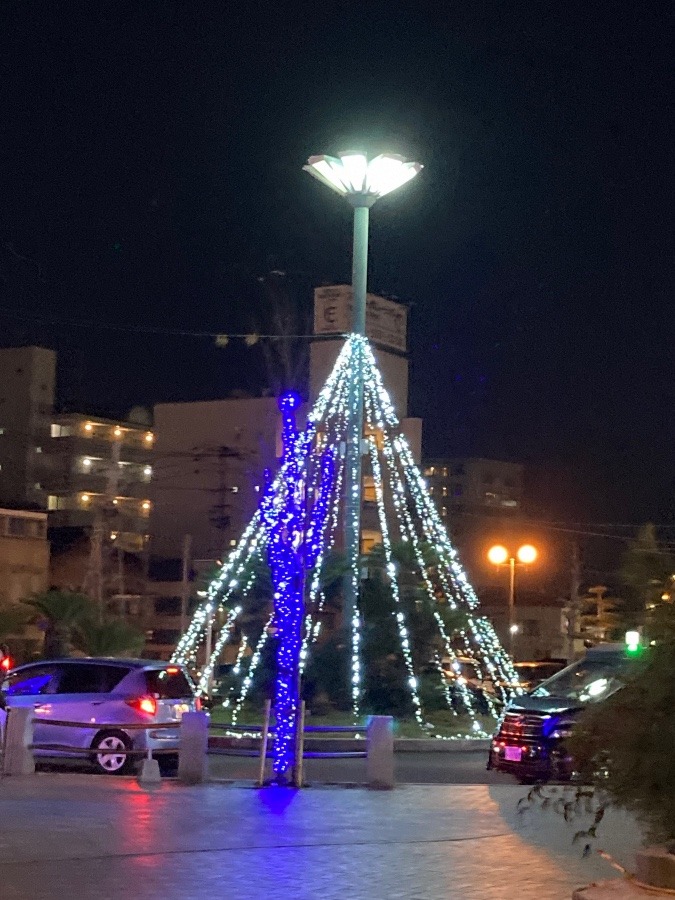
[0,306,326,340]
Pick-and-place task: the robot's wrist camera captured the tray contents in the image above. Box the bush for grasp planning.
[568,637,675,845]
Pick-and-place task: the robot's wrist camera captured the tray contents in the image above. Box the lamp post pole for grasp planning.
[303,151,422,706]
[488,544,538,661]
[508,556,516,657]
[343,199,372,632]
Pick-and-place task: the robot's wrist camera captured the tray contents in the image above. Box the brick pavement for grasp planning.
[0,775,642,900]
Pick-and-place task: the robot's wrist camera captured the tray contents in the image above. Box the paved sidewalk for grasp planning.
[0,774,642,900]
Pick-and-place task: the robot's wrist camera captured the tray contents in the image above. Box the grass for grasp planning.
[208,703,496,739]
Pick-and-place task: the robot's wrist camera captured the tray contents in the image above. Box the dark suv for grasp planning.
[488,644,637,783]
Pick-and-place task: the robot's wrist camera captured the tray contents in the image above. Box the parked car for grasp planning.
[0,658,199,774]
[487,644,638,783]
[512,659,567,691]
[440,656,496,695]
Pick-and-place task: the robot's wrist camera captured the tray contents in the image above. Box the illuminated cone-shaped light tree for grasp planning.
[173,336,520,778]
[172,152,520,780]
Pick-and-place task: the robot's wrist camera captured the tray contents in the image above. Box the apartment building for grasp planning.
[44,411,154,551]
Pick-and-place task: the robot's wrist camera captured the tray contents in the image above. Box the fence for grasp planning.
[0,704,394,789]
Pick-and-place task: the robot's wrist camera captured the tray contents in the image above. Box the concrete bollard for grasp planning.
[3,707,36,776]
[177,711,209,785]
[138,749,162,785]
[366,715,394,789]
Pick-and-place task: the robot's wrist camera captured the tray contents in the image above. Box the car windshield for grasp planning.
[531,657,631,703]
[516,664,562,682]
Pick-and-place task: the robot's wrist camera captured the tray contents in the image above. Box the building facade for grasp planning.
[0,347,154,550]
[424,457,524,520]
[0,506,49,659]
[151,396,282,562]
[0,346,56,509]
[0,507,49,604]
[43,412,154,551]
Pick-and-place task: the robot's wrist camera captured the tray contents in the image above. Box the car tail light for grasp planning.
[126,696,157,716]
[166,666,180,674]
[0,656,12,671]
[194,697,202,711]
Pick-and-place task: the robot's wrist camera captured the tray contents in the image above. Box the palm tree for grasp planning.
[24,590,94,658]
[73,619,146,658]
[0,603,30,643]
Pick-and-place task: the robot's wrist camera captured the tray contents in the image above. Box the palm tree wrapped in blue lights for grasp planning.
[173,335,521,779]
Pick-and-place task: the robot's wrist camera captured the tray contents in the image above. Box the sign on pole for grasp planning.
[314,285,407,353]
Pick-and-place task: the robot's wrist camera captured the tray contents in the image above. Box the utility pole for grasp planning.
[180,534,192,634]
[567,540,581,662]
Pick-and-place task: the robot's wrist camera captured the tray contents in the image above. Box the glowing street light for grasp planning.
[304,151,422,647]
[487,543,538,657]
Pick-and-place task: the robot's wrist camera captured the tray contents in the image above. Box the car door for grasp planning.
[48,663,117,752]
[2,664,61,749]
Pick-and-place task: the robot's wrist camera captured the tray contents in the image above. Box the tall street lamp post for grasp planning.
[487,543,538,657]
[303,152,422,675]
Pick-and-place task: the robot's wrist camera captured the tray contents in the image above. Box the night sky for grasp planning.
[1,2,673,525]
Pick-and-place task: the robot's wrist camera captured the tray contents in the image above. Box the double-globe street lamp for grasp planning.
[487,543,538,657]
[303,152,422,649]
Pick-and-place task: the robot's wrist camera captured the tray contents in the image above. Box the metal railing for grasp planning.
[2,705,393,789]
[208,701,371,787]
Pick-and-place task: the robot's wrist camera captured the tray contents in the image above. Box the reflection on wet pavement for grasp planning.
[0,776,640,900]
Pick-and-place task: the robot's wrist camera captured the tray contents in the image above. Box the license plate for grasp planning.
[174,703,189,719]
[504,746,523,762]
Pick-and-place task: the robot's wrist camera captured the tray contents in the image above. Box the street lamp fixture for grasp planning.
[487,543,538,657]
[303,152,422,204]
[304,150,422,665]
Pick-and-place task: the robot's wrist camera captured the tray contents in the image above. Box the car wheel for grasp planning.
[91,730,133,775]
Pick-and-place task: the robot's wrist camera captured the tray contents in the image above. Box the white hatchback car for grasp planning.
[0,658,199,774]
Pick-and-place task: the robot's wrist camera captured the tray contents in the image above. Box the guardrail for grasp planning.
[1,704,395,789]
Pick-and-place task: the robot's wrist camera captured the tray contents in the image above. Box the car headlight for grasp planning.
[551,727,574,740]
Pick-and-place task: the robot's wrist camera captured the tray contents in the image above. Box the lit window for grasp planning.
[231,485,239,493]
[47,495,59,510]
[0,427,4,435]
[143,465,152,477]
[35,446,42,454]
[429,486,434,495]
[50,424,60,437]
[428,466,435,475]
[442,486,447,496]
[441,506,447,517]
[229,539,237,547]
[442,467,448,477]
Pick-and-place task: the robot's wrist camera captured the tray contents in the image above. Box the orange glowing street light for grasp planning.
[487,543,538,656]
